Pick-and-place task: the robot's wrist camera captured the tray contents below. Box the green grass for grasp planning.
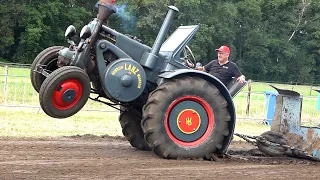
[234,120,270,134]
[234,82,320,121]
[0,65,30,76]
[247,82,320,96]
[2,66,320,117]
[0,65,319,137]
[0,107,269,138]
[0,107,122,137]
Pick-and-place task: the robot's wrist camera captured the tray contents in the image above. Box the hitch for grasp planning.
[33,64,51,77]
[234,132,320,161]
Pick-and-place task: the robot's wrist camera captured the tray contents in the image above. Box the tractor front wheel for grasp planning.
[30,46,63,92]
[39,66,91,118]
[142,76,231,159]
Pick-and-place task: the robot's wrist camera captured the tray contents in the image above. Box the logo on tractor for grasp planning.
[125,63,140,75]
[111,63,143,89]
[111,65,124,75]
[186,117,192,126]
[137,73,142,89]
[177,109,201,134]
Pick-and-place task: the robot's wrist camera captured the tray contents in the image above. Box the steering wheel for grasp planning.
[182,45,196,64]
[181,45,197,68]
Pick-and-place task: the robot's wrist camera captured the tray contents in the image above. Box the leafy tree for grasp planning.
[0,0,319,84]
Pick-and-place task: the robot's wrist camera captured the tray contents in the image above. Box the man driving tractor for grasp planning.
[196,45,246,86]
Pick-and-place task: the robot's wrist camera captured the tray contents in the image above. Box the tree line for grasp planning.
[1,0,320,84]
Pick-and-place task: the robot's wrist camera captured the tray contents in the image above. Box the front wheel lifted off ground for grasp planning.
[141,76,231,159]
[39,66,91,119]
[30,46,63,93]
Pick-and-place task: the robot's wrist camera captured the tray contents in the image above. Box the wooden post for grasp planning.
[4,65,8,103]
[246,80,252,116]
[4,65,8,94]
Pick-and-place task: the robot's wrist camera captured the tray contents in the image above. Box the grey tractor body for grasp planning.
[36,3,242,158]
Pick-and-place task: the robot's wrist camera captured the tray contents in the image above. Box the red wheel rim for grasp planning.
[164,96,215,147]
[52,79,83,110]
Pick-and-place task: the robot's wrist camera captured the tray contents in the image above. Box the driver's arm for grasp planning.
[195,66,205,71]
[236,75,246,83]
[232,63,246,83]
[196,61,212,72]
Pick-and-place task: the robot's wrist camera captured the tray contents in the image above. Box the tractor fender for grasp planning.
[158,69,236,154]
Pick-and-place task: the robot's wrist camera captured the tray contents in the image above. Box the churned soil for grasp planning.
[0,135,319,180]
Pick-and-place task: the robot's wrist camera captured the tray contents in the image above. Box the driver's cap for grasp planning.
[215,45,230,54]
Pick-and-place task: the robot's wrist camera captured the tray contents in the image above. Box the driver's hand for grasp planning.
[195,66,205,71]
[186,59,194,68]
[236,75,246,83]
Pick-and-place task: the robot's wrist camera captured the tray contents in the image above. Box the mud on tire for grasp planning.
[119,106,151,151]
[141,76,231,159]
[30,46,63,92]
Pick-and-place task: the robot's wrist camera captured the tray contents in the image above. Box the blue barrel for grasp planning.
[264,91,278,126]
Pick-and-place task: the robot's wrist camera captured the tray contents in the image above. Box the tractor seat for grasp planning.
[226,78,248,98]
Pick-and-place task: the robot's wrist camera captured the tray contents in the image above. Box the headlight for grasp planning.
[65,25,76,39]
[80,25,92,39]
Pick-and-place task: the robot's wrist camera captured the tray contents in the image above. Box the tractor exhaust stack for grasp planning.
[97,0,117,23]
[141,6,179,69]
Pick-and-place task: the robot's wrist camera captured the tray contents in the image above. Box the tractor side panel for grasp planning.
[158,69,236,154]
[115,34,151,63]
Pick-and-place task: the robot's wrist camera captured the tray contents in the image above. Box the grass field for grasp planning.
[0,107,122,137]
[2,66,319,96]
[0,107,270,139]
[0,65,319,137]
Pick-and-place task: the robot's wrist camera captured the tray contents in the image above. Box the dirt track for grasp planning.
[0,135,319,180]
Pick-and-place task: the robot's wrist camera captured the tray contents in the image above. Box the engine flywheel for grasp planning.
[103,58,146,102]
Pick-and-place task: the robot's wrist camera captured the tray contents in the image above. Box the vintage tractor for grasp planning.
[30,0,245,159]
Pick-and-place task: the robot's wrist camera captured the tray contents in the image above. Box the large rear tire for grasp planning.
[141,76,231,159]
[30,46,63,92]
[39,66,91,118]
[119,106,151,151]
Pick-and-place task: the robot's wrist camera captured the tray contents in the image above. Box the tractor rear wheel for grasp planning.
[30,46,63,92]
[142,76,231,159]
[39,66,91,118]
[119,106,151,151]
